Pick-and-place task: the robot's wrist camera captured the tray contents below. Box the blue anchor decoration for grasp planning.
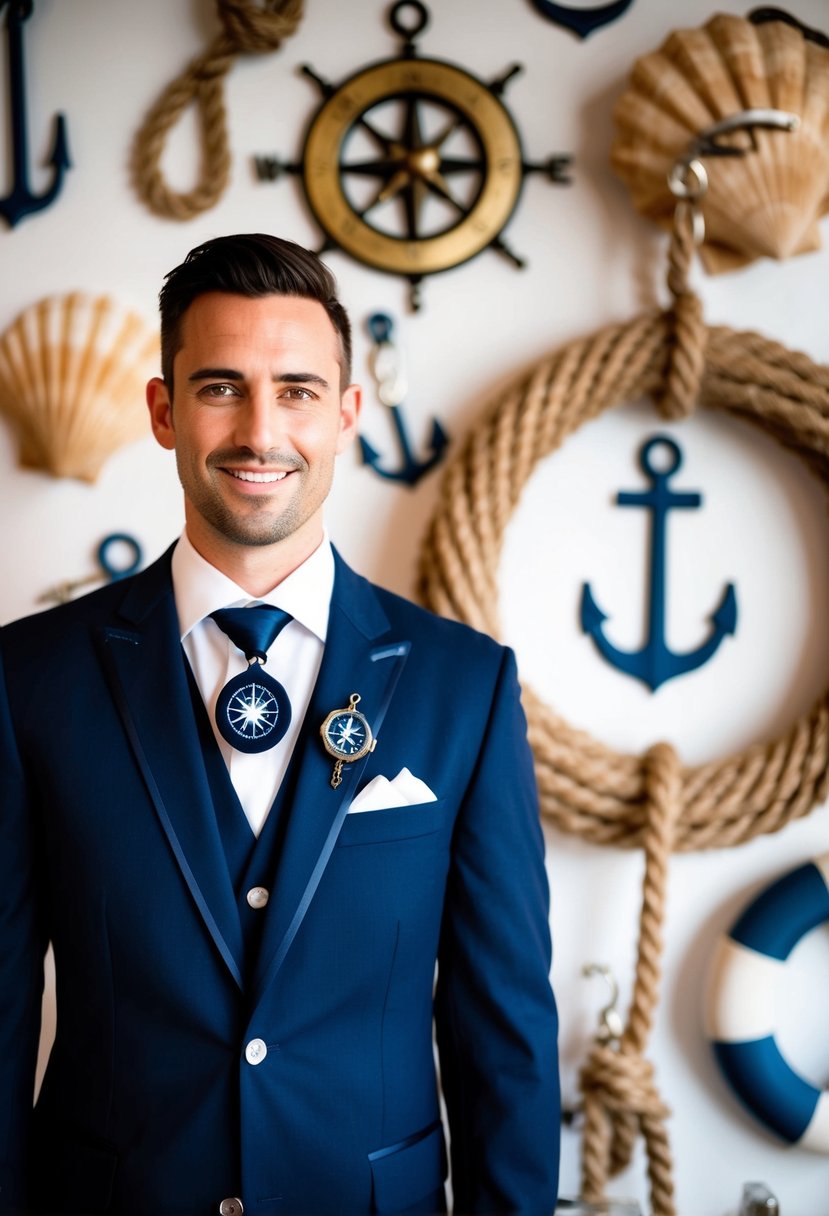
[529,0,635,40]
[0,0,70,228]
[581,435,738,692]
[359,312,449,488]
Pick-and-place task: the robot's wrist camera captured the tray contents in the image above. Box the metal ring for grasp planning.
[667,157,708,202]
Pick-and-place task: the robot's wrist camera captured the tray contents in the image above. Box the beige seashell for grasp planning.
[611,12,829,273]
[0,292,159,482]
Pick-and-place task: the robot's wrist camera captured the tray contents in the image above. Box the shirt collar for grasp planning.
[171,531,334,644]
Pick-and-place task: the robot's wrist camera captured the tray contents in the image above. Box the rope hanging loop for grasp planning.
[131,0,304,221]
[418,186,829,1212]
[657,107,801,422]
[578,742,681,1216]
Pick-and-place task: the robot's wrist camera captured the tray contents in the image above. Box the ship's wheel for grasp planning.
[259,1,572,308]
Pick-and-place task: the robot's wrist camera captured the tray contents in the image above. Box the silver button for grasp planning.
[246,886,269,910]
[245,1038,267,1065]
[219,1201,243,1216]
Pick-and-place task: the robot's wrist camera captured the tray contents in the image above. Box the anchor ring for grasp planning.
[639,434,682,480]
[97,532,143,581]
[368,312,394,345]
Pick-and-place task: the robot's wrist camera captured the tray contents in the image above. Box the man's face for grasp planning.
[147,292,360,560]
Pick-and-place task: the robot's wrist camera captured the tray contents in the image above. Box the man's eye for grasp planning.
[200,384,238,400]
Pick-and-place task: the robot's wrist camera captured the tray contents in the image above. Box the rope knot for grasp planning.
[218,0,304,53]
[658,291,707,421]
[580,1040,675,1214]
[581,1041,670,1125]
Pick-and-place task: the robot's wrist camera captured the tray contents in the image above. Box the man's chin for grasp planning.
[205,505,306,549]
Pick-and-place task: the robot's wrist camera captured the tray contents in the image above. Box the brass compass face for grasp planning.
[257,1,571,307]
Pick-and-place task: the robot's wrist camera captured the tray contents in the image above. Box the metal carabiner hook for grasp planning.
[582,962,624,1044]
[667,107,800,248]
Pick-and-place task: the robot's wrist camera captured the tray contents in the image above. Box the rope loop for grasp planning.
[418,298,829,1213]
[131,0,303,220]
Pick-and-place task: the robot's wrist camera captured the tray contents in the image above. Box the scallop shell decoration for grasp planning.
[0,292,159,482]
[611,12,829,273]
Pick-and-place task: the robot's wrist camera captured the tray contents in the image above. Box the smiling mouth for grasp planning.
[225,469,289,483]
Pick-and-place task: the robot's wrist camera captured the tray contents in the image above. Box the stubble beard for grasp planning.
[179,450,322,549]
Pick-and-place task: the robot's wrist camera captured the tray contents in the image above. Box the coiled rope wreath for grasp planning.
[418,209,829,1216]
[131,0,303,220]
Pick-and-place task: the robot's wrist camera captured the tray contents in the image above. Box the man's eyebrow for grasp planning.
[187,368,331,390]
[278,372,331,390]
[188,367,243,382]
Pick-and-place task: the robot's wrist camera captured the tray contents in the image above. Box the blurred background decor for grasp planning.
[0,291,159,482]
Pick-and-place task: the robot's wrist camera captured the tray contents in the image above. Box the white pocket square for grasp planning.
[349,767,437,814]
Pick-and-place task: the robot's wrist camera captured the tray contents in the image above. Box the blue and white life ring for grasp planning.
[706,853,829,1152]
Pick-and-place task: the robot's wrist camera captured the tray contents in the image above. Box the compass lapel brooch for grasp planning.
[254,0,573,309]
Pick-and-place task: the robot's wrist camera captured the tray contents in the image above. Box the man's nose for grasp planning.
[233,391,282,454]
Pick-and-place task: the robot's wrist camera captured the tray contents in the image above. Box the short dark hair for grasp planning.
[158,233,352,390]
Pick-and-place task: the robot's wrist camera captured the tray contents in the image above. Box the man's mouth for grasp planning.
[225,469,288,483]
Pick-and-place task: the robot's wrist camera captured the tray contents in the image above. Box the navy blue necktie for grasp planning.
[210,605,293,754]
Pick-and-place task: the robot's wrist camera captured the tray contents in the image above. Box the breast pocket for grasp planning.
[337,798,447,847]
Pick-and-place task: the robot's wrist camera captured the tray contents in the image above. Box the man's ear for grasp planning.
[146,377,176,451]
[336,383,362,454]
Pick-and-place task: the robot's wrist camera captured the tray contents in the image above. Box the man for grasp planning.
[0,234,560,1215]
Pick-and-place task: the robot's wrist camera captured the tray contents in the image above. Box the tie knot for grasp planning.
[210,604,292,663]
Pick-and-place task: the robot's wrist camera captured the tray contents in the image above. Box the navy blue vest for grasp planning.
[186,664,299,987]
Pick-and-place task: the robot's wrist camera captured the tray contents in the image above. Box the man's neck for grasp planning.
[183,518,324,597]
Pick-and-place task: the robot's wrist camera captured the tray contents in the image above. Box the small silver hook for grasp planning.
[582,962,624,1044]
[667,107,800,248]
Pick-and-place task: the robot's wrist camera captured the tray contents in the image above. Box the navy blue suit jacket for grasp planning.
[0,546,560,1215]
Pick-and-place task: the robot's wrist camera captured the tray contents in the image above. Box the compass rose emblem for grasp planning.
[227,681,280,739]
[215,670,292,755]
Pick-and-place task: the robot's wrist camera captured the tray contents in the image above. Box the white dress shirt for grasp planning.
[171,533,333,836]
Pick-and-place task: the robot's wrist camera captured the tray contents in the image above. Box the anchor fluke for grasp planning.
[713,583,738,636]
[580,583,607,634]
[359,406,449,486]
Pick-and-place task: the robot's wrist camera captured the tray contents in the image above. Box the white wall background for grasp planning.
[2,2,829,1213]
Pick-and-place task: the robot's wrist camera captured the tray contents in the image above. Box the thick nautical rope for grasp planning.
[131,0,303,220]
[417,213,829,1211]
[579,743,680,1216]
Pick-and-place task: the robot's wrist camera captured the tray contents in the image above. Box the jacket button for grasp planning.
[246,886,269,909]
[219,1200,244,1216]
[245,1038,267,1065]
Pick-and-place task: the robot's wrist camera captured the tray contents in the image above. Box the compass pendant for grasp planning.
[215,666,292,755]
[320,692,376,788]
[254,1,572,309]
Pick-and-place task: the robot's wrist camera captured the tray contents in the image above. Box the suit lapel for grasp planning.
[97,549,245,989]
[251,554,410,1006]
